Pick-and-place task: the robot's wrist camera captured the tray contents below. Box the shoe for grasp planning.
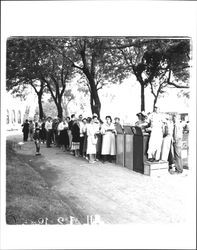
[176,170,183,174]
[169,169,176,174]
[89,160,96,164]
[148,158,154,162]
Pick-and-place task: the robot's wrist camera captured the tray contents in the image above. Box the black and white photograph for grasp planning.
[1,1,196,249]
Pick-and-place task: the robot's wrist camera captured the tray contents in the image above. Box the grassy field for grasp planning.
[6,140,76,225]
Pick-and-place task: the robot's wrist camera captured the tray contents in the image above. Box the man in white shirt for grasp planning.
[45,116,53,148]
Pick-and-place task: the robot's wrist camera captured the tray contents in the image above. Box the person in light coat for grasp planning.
[147,107,164,161]
[101,116,117,163]
[86,118,98,163]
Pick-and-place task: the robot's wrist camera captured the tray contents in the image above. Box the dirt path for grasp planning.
[7,133,191,224]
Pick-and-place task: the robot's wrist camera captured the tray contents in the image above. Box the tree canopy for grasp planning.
[6,37,191,118]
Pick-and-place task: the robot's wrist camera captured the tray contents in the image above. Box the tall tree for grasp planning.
[112,38,190,111]
[141,39,190,110]
[38,38,75,118]
[107,38,151,111]
[64,38,128,118]
[6,38,75,119]
[6,38,47,119]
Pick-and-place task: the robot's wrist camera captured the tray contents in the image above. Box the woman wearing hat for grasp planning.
[135,112,149,133]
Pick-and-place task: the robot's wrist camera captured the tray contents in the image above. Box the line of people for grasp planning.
[22,109,188,173]
[23,114,120,163]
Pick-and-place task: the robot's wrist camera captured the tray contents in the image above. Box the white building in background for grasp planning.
[6,92,37,130]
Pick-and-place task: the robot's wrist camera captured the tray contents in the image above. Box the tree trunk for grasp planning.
[57,102,63,119]
[140,83,145,112]
[90,96,101,118]
[89,81,101,118]
[38,93,44,119]
[153,96,158,111]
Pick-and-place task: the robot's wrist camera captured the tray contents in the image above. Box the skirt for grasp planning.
[71,142,80,150]
[59,129,69,146]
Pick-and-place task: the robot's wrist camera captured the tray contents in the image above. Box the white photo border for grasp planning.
[1,1,197,249]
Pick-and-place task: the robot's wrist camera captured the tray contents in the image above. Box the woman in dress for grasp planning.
[71,119,80,157]
[40,118,46,143]
[135,112,149,133]
[57,117,69,152]
[101,116,117,163]
[86,118,98,163]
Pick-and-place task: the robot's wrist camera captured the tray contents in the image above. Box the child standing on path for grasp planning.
[33,126,41,156]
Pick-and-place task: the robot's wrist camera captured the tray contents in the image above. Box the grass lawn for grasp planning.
[6,140,76,225]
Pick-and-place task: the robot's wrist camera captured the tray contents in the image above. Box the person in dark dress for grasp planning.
[83,117,91,159]
[57,117,69,151]
[78,114,85,157]
[71,119,80,157]
[68,114,75,150]
[22,119,29,142]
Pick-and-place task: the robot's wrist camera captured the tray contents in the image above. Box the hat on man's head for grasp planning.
[136,112,142,117]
